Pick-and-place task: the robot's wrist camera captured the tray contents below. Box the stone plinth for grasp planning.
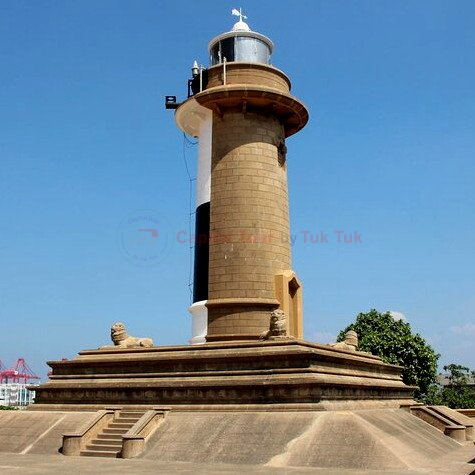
[31,340,414,411]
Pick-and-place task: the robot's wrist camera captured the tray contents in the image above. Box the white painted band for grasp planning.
[188,300,208,345]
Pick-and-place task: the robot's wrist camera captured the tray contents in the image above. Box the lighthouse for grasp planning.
[32,11,415,414]
[174,11,309,343]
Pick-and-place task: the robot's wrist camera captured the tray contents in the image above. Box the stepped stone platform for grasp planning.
[3,342,474,472]
[30,340,415,410]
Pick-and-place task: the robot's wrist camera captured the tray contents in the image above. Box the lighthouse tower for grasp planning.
[32,12,414,412]
[175,12,309,343]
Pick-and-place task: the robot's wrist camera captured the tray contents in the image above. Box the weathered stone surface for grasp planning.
[0,447,474,474]
[31,340,414,409]
[0,411,93,454]
[141,409,467,470]
[0,409,474,472]
[205,62,291,93]
[206,109,292,341]
[184,60,308,342]
[328,330,371,355]
[260,309,289,340]
[329,330,359,351]
[100,322,153,349]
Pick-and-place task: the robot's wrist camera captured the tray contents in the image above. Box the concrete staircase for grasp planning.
[80,411,145,458]
[410,405,474,444]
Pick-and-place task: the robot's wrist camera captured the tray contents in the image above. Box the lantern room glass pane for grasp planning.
[210,36,271,65]
[235,37,270,63]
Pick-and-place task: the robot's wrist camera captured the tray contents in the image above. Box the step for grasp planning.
[103,428,129,435]
[90,438,122,447]
[119,412,146,418]
[96,433,123,441]
[86,443,122,452]
[80,450,120,458]
[411,406,467,443]
[429,405,474,440]
[108,422,135,429]
[115,417,141,424]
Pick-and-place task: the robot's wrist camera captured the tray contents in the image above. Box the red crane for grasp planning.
[0,358,40,384]
[0,360,6,374]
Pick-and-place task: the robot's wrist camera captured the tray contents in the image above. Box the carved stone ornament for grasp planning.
[329,330,371,355]
[260,309,289,340]
[100,322,154,349]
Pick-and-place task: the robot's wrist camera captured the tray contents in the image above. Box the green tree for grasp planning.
[337,309,439,398]
[425,364,475,409]
[444,363,472,385]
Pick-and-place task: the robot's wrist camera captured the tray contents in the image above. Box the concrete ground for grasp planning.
[0,409,474,474]
[141,409,468,469]
[0,450,474,475]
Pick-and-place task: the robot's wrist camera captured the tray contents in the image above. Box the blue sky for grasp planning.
[1,1,474,378]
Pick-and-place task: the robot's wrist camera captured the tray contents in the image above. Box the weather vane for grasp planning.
[231,8,247,23]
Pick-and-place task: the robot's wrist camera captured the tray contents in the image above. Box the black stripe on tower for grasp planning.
[193,201,210,302]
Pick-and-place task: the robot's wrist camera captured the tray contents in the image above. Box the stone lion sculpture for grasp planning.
[100,322,154,349]
[328,330,371,355]
[260,309,289,340]
[329,330,359,351]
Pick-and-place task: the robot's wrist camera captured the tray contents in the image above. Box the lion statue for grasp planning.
[329,330,359,351]
[328,330,371,355]
[260,309,289,340]
[100,322,154,349]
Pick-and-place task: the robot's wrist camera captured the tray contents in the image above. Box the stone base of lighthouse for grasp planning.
[30,340,415,411]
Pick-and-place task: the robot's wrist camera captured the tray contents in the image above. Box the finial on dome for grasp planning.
[231,7,250,32]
